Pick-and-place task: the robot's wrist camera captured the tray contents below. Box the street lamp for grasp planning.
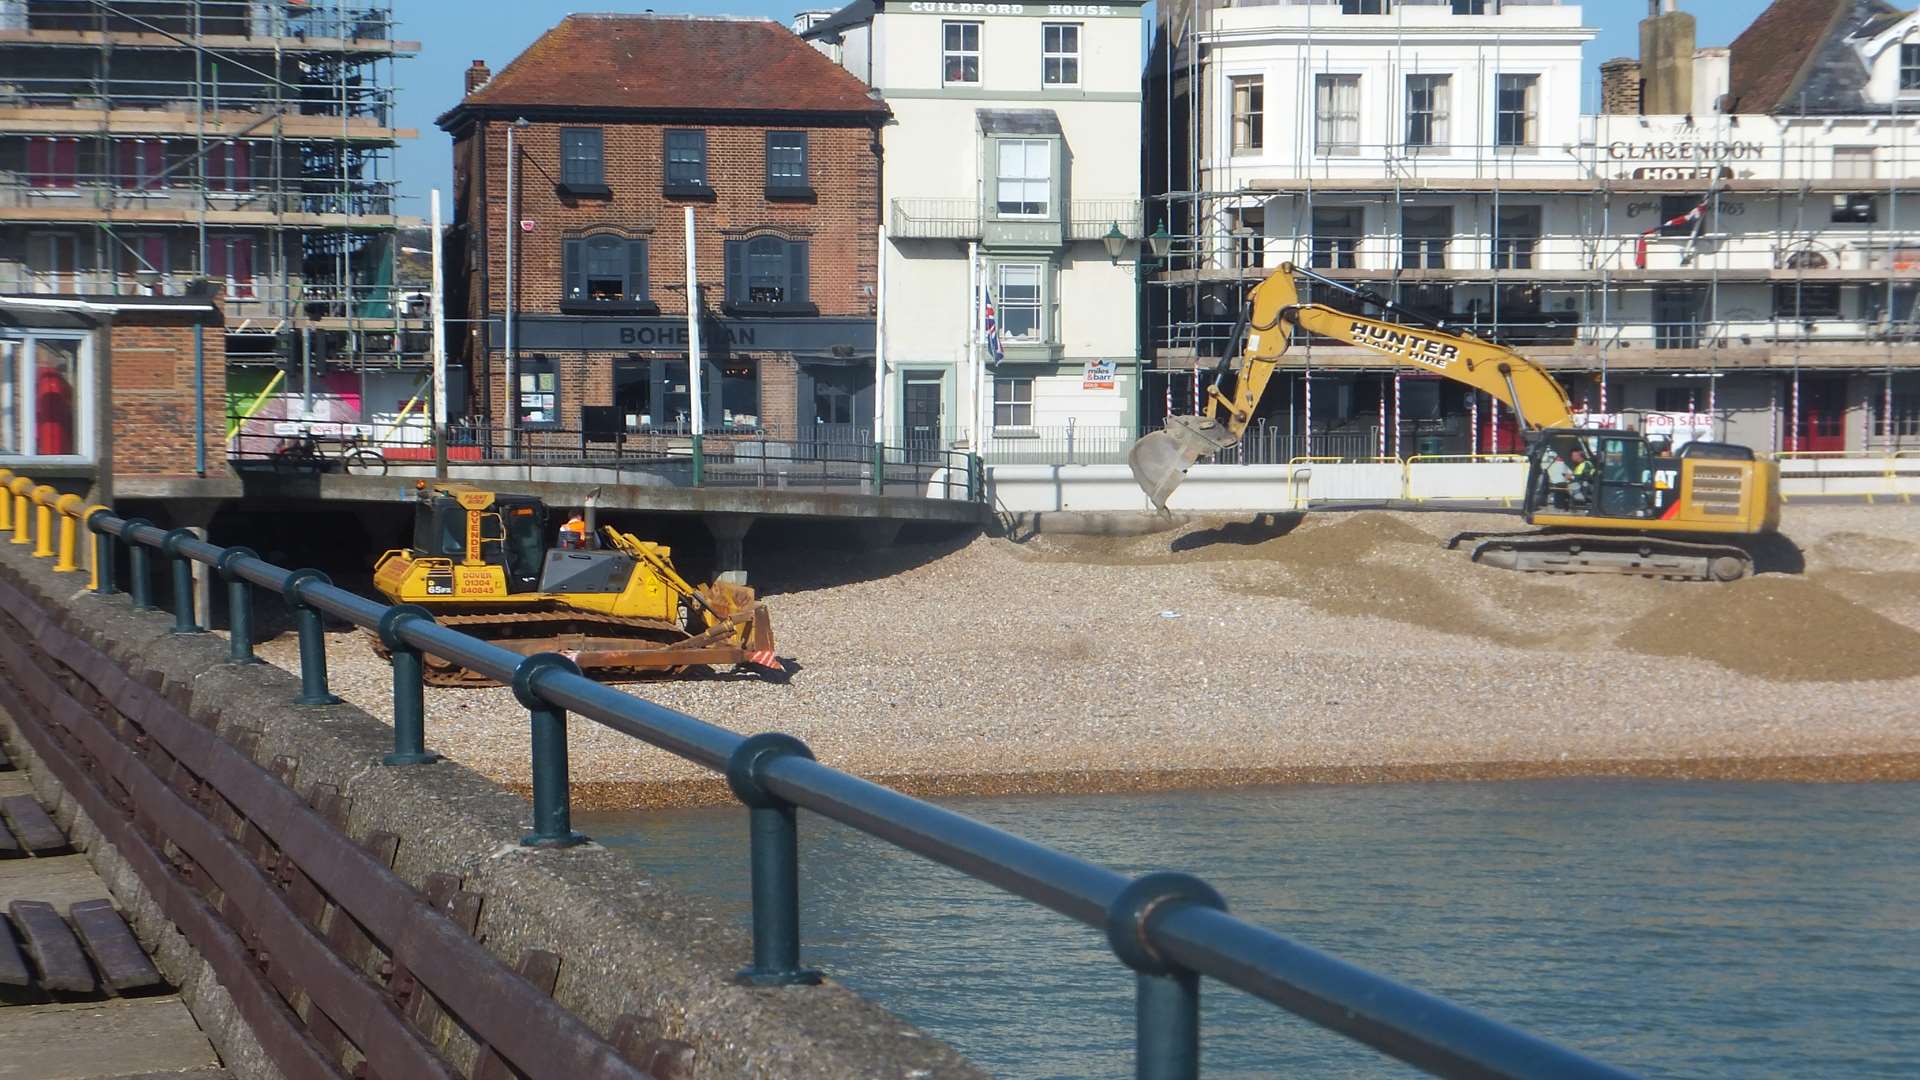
[1147,223,1172,263]
[1102,222,1127,263]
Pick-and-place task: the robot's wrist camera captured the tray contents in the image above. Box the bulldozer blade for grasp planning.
[1127,416,1240,511]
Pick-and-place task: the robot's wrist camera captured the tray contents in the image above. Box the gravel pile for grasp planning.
[254,504,1920,807]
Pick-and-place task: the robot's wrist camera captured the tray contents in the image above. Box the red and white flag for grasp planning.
[1634,193,1711,269]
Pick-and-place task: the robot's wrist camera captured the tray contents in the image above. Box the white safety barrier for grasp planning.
[1305,462,1404,502]
[1404,456,1531,505]
[1776,452,1920,502]
[987,464,1309,513]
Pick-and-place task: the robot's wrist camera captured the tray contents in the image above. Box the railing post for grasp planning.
[378,604,442,766]
[871,441,884,495]
[216,547,262,664]
[87,509,113,593]
[691,432,705,486]
[53,495,83,572]
[512,653,586,848]
[283,569,343,706]
[123,518,156,611]
[160,528,203,633]
[0,471,11,532]
[8,478,33,545]
[725,732,823,987]
[1106,872,1226,1080]
[30,487,56,559]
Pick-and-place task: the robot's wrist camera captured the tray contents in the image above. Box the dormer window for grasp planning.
[1902,43,1920,91]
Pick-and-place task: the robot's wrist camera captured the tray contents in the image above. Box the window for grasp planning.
[1315,75,1361,156]
[26,137,78,190]
[1833,146,1876,181]
[206,141,251,193]
[27,233,79,294]
[1401,206,1451,269]
[719,359,760,430]
[561,128,606,191]
[1234,208,1265,270]
[766,131,809,194]
[993,376,1033,429]
[1903,43,1920,91]
[1496,74,1538,147]
[563,235,649,310]
[943,21,981,84]
[1654,387,1697,414]
[724,235,810,310]
[207,235,255,298]
[1451,0,1490,12]
[1494,205,1540,270]
[996,262,1044,342]
[1231,76,1264,154]
[995,139,1051,217]
[664,130,708,194]
[1340,0,1387,12]
[1878,392,1920,437]
[1043,23,1080,86]
[1773,283,1842,319]
[116,139,165,191]
[1310,207,1362,269]
[1658,194,1705,237]
[117,234,167,294]
[517,356,559,428]
[1405,75,1449,148]
[0,334,89,458]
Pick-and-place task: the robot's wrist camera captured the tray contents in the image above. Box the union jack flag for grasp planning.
[1634,192,1712,269]
[983,288,1005,368]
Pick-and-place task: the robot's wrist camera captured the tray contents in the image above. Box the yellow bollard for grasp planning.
[8,477,34,546]
[81,504,108,589]
[53,494,85,573]
[30,486,56,558]
[0,469,11,531]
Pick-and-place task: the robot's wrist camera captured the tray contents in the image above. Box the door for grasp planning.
[903,373,943,461]
[1796,377,1847,452]
[1653,287,1702,350]
[1590,433,1653,519]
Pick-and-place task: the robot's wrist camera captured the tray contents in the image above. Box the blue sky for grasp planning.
[387,0,1778,212]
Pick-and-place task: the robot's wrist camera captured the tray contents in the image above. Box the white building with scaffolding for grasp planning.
[1147,0,1920,461]
[802,0,1145,457]
[0,0,423,451]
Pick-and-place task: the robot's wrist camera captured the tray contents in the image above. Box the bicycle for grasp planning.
[270,430,388,476]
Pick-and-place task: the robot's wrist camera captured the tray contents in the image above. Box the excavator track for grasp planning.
[368,605,774,687]
[1451,530,1752,582]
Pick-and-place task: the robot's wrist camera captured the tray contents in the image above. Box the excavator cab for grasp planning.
[1523,430,1657,520]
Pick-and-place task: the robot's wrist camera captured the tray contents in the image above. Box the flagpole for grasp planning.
[968,240,980,448]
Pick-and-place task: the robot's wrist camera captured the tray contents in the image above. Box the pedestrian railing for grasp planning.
[0,469,1637,1080]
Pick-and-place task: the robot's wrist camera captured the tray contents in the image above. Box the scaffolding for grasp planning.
[1142,0,1920,456]
[0,0,424,370]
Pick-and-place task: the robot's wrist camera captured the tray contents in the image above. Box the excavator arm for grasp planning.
[1129,262,1574,509]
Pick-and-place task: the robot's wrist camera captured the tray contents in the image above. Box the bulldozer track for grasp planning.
[366,605,762,687]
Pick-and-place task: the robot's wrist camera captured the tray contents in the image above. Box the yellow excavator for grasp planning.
[371,485,780,685]
[1129,263,1781,581]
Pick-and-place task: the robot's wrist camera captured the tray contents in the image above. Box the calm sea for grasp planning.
[578,780,1919,1078]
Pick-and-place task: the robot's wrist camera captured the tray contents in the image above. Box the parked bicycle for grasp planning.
[269,429,388,475]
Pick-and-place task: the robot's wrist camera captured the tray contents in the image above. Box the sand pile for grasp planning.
[1619,575,1920,681]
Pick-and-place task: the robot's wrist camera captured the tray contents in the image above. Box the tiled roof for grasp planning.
[445,14,885,122]
[1728,0,1908,113]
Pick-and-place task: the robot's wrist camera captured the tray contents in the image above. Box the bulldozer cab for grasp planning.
[411,491,549,593]
[1524,430,1656,521]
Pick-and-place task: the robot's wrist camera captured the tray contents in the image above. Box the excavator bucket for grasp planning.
[1128,415,1241,511]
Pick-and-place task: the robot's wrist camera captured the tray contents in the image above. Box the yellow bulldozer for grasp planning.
[371,486,780,686]
[1128,263,1782,581]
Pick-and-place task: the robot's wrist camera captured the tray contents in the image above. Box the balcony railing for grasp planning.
[0,174,400,217]
[891,197,1143,241]
[2,1,397,44]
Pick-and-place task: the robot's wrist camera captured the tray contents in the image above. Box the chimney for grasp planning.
[1600,57,1643,115]
[465,60,492,95]
[1639,1,1695,115]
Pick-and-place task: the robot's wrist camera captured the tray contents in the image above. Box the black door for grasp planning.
[1590,433,1654,519]
[903,375,942,461]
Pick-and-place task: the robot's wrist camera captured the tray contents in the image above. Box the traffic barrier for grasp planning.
[1405,455,1531,505]
[5,471,1635,1080]
[1775,450,1920,503]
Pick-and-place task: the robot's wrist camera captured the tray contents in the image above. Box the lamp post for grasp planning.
[1131,224,1174,434]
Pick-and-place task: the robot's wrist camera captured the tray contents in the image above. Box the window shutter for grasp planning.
[787,241,809,303]
[53,138,76,186]
[27,138,48,185]
[724,240,745,304]
[627,239,647,300]
[563,239,583,300]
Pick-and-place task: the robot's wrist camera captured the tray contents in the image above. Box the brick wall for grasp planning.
[109,302,229,478]
[460,116,881,318]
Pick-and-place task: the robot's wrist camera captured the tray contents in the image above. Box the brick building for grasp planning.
[438,14,888,446]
